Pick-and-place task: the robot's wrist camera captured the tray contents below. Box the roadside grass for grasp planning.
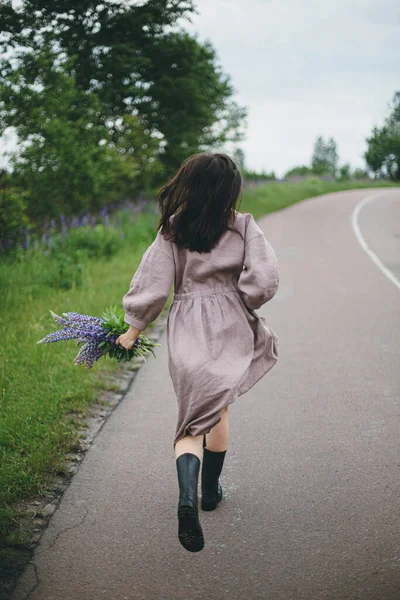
[0,208,159,577]
[0,179,397,580]
[240,178,396,218]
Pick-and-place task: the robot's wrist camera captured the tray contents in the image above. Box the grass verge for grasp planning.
[0,179,397,589]
[240,178,396,218]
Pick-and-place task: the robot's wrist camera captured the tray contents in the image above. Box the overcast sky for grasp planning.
[1,0,399,176]
[183,0,400,176]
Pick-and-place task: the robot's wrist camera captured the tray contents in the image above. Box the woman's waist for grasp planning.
[173,286,240,300]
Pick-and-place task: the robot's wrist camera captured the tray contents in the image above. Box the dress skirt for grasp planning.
[167,288,279,446]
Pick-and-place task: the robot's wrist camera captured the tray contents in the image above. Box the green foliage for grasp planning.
[0,203,157,291]
[100,306,159,362]
[365,92,400,180]
[240,179,396,219]
[231,148,275,180]
[45,253,84,291]
[52,224,123,261]
[353,168,368,179]
[109,114,165,188]
[139,33,246,172]
[243,168,276,181]
[1,47,144,223]
[285,156,369,183]
[0,209,159,562]
[284,165,313,178]
[311,136,339,176]
[0,175,29,251]
[100,306,130,335]
[232,147,246,171]
[0,1,245,180]
[338,163,352,180]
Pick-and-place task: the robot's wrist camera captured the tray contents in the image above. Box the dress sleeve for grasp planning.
[237,217,279,310]
[122,232,175,331]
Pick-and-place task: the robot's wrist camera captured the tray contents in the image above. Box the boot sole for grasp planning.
[178,505,204,552]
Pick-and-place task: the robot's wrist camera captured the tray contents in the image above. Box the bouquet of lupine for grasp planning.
[37,306,159,369]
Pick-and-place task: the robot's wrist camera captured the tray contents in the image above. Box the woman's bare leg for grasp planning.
[205,406,229,452]
[174,405,229,458]
[175,434,204,460]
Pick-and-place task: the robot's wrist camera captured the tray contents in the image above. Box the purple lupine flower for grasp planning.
[37,315,108,369]
[37,308,159,369]
[49,310,68,326]
[38,311,109,348]
[37,328,84,344]
[60,215,68,236]
[61,311,102,324]
[74,341,104,369]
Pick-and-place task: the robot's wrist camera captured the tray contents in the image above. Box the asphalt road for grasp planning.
[12,188,400,600]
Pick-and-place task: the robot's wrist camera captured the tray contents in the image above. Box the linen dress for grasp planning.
[122,211,279,446]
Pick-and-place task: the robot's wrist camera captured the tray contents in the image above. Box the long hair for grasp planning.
[157,153,243,253]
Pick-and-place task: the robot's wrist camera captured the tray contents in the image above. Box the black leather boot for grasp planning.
[201,448,226,511]
[176,453,204,552]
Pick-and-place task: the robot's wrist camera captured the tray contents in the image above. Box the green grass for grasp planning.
[240,178,396,218]
[0,179,397,584]
[0,208,159,582]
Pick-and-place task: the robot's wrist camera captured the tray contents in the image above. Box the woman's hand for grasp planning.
[115,325,141,350]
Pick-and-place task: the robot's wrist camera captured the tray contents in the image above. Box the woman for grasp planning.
[116,153,279,552]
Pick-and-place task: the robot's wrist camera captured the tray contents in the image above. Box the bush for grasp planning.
[41,252,84,290]
[38,223,124,290]
[0,186,29,253]
[51,224,123,261]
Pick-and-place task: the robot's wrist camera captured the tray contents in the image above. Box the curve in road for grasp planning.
[351,191,400,290]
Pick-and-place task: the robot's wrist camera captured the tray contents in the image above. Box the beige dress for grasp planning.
[122,211,279,446]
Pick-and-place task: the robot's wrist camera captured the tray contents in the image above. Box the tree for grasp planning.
[0,1,246,174]
[138,33,246,171]
[243,168,276,181]
[0,169,29,252]
[365,92,400,180]
[353,168,368,179]
[284,165,312,178]
[338,163,352,180]
[311,136,338,176]
[0,48,148,222]
[232,148,246,171]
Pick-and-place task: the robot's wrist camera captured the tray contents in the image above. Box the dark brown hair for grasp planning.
[157,152,242,253]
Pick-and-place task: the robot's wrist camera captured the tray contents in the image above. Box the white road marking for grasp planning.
[351,191,400,291]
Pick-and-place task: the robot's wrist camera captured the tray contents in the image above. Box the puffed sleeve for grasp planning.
[122,231,175,330]
[237,216,279,310]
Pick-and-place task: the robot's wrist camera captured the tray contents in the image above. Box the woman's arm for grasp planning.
[237,232,279,310]
[116,232,175,349]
